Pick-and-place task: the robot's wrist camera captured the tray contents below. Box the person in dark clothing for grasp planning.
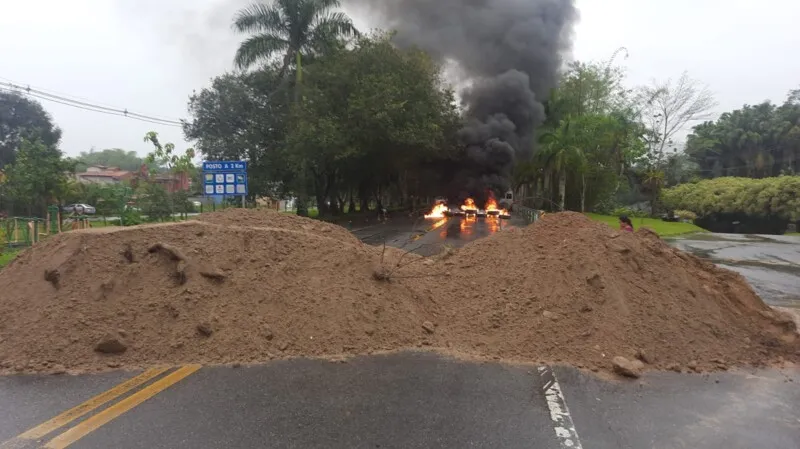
[619,215,634,232]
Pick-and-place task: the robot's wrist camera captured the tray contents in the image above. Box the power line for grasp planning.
[0,88,184,128]
[0,75,180,122]
[0,79,185,127]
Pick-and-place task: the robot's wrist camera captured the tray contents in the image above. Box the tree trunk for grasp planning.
[295,194,309,217]
[543,171,551,209]
[651,189,658,217]
[347,190,356,214]
[580,172,586,213]
[558,171,566,211]
[294,52,303,104]
[535,177,543,209]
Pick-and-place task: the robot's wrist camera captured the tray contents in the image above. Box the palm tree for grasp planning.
[232,0,359,78]
[537,120,586,211]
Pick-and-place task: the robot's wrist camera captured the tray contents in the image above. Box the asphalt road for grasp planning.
[1,353,797,449]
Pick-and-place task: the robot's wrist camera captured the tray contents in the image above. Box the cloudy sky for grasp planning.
[1,0,798,157]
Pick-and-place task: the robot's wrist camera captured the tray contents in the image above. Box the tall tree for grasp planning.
[184,69,295,199]
[639,72,717,161]
[537,120,583,211]
[286,34,458,215]
[231,0,359,76]
[531,58,645,212]
[637,72,716,213]
[685,88,800,179]
[0,92,62,169]
[0,137,74,216]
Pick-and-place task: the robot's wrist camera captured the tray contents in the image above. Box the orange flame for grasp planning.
[485,192,499,212]
[424,202,449,219]
[460,198,477,211]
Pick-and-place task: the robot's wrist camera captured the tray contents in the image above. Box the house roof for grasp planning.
[77,170,132,179]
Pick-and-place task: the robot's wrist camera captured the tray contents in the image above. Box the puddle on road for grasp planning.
[668,235,800,309]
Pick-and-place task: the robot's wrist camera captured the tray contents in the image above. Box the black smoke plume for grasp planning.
[347,0,578,198]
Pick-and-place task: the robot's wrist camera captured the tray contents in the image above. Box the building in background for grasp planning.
[135,165,190,194]
[75,165,133,185]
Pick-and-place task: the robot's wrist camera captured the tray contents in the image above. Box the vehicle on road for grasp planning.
[63,203,96,215]
[499,190,514,211]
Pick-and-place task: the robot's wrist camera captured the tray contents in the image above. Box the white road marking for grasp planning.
[538,366,584,449]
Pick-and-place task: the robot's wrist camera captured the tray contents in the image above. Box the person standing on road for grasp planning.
[619,215,634,232]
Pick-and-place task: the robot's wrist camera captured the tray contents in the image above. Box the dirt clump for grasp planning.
[612,356,644,378]
[0,210,797,377]
[432,212,799,375]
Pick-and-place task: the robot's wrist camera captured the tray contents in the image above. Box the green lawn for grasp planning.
[585,213,707,237]
[0,250,19,268]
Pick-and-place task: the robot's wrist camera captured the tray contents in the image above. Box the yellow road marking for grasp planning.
[44,364,201,449]
[0,366,171,448]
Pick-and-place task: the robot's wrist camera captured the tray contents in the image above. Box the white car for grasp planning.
[63,204,96,215]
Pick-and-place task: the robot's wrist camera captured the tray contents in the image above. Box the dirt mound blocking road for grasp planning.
[0,220,443,374]
[0,211,796,376]
[196,208,360,244]
[439,212,799,374]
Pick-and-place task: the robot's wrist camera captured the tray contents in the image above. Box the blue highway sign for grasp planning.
[202,161,248,196]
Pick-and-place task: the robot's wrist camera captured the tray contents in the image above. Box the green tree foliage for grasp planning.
[0,137,74,216]
[232,0,359,76]
[141,132,196,219]
[185,31,459,216]
[287,34,459,214]
[143,132,196,175]
[524,58,646,212]
[685,89,800,178]
[138,182,172,222]
[0,92,62,169]
[81,183,132,220]
[662,176,800,221]
[184,70,294,199]
[75,148,146,172]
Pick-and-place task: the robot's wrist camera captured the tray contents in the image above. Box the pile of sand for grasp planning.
[437,212,799,373]
[0,210,796,376]
[0,218,444,374]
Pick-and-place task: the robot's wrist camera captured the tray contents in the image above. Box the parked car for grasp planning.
[63,204,96,215]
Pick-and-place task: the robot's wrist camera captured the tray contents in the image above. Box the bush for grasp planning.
[120,209,144,226]
[663,176,800,221]
[611,207,648,218]
[674,210,697,221]
[592,199,620,215]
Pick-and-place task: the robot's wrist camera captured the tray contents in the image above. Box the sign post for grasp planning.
[202,161,248,207]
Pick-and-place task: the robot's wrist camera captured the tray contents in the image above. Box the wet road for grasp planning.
[667,233,800,308]
[353,216,524,257]
[1,353,797,449]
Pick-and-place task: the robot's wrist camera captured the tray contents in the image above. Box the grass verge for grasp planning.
[585,213,707,237]
[0,250,19,269]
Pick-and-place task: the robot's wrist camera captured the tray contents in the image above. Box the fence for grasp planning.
[1,206,68,249]
[513,205,542,225]
[2,217,47,247]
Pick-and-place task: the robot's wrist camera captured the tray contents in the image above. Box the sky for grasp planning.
[1,0,798,158]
